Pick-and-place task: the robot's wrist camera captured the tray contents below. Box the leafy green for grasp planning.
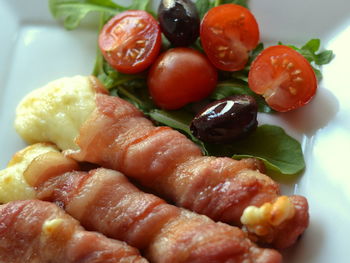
[49,0,125,30]
[195,0,214,18]
[134,110,305,175]
[280,39,335,80]
[150,109,193,134]
[149,109,208,154]
[206,125,305,175]
[211,81,273,113]
[49,0,154,30]
[195,0,249,18]
[298,39,334,65]
[248,42,264,64]
[215,0,249,8]
[93,50,144,90]
[128,0,153,13]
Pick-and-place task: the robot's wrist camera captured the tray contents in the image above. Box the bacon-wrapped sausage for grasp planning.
[1,143,282,263]
[0,200,147,263]
[15,76,309,248]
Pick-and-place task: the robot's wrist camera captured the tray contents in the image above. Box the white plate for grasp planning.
[1,0,350,262]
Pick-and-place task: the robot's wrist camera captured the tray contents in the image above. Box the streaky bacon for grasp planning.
[26,155,282,263]
[0,200,147,263]
[65,88,309,249]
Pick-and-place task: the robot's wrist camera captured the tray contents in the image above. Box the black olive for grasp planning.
[158,0,200,46]
[190,95,258,143]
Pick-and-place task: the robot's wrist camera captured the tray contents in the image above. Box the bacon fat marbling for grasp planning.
[67,86,309,248]
[14,76,309,248]
[0,200,147,263]
[22,150,282,263]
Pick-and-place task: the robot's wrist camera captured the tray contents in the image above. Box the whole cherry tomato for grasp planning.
[99,10,162,74]
[148,48,218,110]
[248,45,317,112]
[200,4,260,72]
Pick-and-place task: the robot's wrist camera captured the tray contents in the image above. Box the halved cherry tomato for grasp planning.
[99,10,162,74]
[148,48,218,110]
[200,4,259,72]
[248,45,317,112]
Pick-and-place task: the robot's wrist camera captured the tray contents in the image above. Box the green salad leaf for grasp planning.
[279,38,335,80]
[116,81,156,112]
[149,109,209,154]
[248,42,264,63]
[293,39,334,66]
[49,0,125,30]
[195,0,214,18]
[148,110,305,175]
[150,109,193,134]
[206,125,305,175]
[211,81,273,113]
[93,48,145,90]
[195,0,249,18]
[128,0,153,13]
[49,0,154,30]
[216,0,249,8]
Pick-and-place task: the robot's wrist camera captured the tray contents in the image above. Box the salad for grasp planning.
[49,0,333,178]
[50,0,333,175]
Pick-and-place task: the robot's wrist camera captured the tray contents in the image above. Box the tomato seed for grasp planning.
[293,77,303,82]
[292,69,302,75]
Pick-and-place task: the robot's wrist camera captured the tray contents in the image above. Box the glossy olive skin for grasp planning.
[190,95,258,143]
[158,0,200,46]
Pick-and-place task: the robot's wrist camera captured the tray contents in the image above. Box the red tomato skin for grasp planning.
[148,48,218,110]
[200,4,260,72]
[99,10,162,74]
[248,45,317,112]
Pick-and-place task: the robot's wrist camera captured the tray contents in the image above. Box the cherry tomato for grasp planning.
[148,48,218,110]
[200,4,259,72]
[99,10,162,74]
[248,45,317,112]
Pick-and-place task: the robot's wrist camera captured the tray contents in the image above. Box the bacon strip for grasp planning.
[0,200,147,263]
[24,152,282,263]
[66,88,309,248]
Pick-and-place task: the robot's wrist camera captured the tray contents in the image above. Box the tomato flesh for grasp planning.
[248,45,317,112]
[99,10,162,74]
[148,48,218,110]
[200,4,259,71]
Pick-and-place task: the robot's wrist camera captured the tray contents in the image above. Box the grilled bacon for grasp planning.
[69,82,309,248]
[15,76,309,248]
[0,200,147,263]
[20,147,282,263]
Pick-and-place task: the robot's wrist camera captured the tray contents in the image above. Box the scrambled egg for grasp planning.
[15,76,96,150]
[0,143,59,203]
